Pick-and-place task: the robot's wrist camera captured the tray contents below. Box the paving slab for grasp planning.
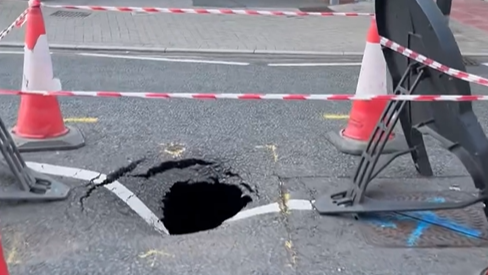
[1,0,488,54]
[452,0,488,33]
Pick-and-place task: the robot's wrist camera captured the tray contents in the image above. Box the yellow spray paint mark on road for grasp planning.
[64,117,98,123]
[323,114,349,120]
[283,193,290,205]
[6,233,23,265]
[139,249,174,267]
[161,142,186,158]
[284,240,297,266]
[256,144,278,162]
[278,192,291,214]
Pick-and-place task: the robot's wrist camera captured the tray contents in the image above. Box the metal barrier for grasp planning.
[314,0,488,219]
[437,0,452,22]
[0,116,70,201]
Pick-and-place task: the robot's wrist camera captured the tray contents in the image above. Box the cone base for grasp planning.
[326,129,408,156]
[0,167,70,201]
[11,125,85,153]
[477,266,488,275]
[0,239,8,275]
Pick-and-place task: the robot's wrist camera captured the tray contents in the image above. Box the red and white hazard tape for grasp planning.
[3,4,486,101]
[380,37,488,88]
[40,3,373,17]
[36,4,488,89]
[0,9,28,42]
[1,89,488,101]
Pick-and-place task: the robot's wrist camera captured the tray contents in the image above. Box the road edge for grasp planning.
[1,42,487,56]
[0,42,365,55]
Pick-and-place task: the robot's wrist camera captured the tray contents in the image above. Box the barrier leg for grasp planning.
[0,116,70,201]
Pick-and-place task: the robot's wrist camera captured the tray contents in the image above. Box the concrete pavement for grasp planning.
[1,0,488,54]
[0,51,488,274]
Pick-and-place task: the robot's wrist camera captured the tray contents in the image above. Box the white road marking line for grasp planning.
[225,202,281,222]
[0,51,53,55]
[224,199,314,222]
[76,52,250,66]
[288,199,314,210]
[26,162,316,233]
[482,63,488,66]
[267,62,362,67]
[0,51,24,54]
[26,162,169,235]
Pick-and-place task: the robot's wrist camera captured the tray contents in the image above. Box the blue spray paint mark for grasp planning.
[405,197,445,246]
[431,197,446,203]
[403,210,482,244]
[424,213,481,237]
[365,217,397,228]
[364,197,482,246]
[407,220,430,246]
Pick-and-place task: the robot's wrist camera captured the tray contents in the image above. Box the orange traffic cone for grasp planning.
[326,17,405,155]
[11,0,84,152]
[0,235,8,275]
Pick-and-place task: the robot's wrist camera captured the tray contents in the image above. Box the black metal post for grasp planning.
[436,0,452,23]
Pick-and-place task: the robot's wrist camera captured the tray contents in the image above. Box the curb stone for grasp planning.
[2,43,488,57]
[0,42,365,55]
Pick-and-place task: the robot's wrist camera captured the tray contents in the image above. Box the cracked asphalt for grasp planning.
[0,51,488,274]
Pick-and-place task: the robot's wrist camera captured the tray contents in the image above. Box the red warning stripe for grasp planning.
[25,0,46,50]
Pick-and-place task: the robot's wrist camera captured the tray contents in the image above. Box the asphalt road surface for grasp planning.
[0,50,488,275]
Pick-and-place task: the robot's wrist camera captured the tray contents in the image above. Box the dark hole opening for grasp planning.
[161,180,252,235]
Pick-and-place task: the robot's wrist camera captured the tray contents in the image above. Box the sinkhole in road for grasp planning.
[160,179,253,235]
[79,156,255,234]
